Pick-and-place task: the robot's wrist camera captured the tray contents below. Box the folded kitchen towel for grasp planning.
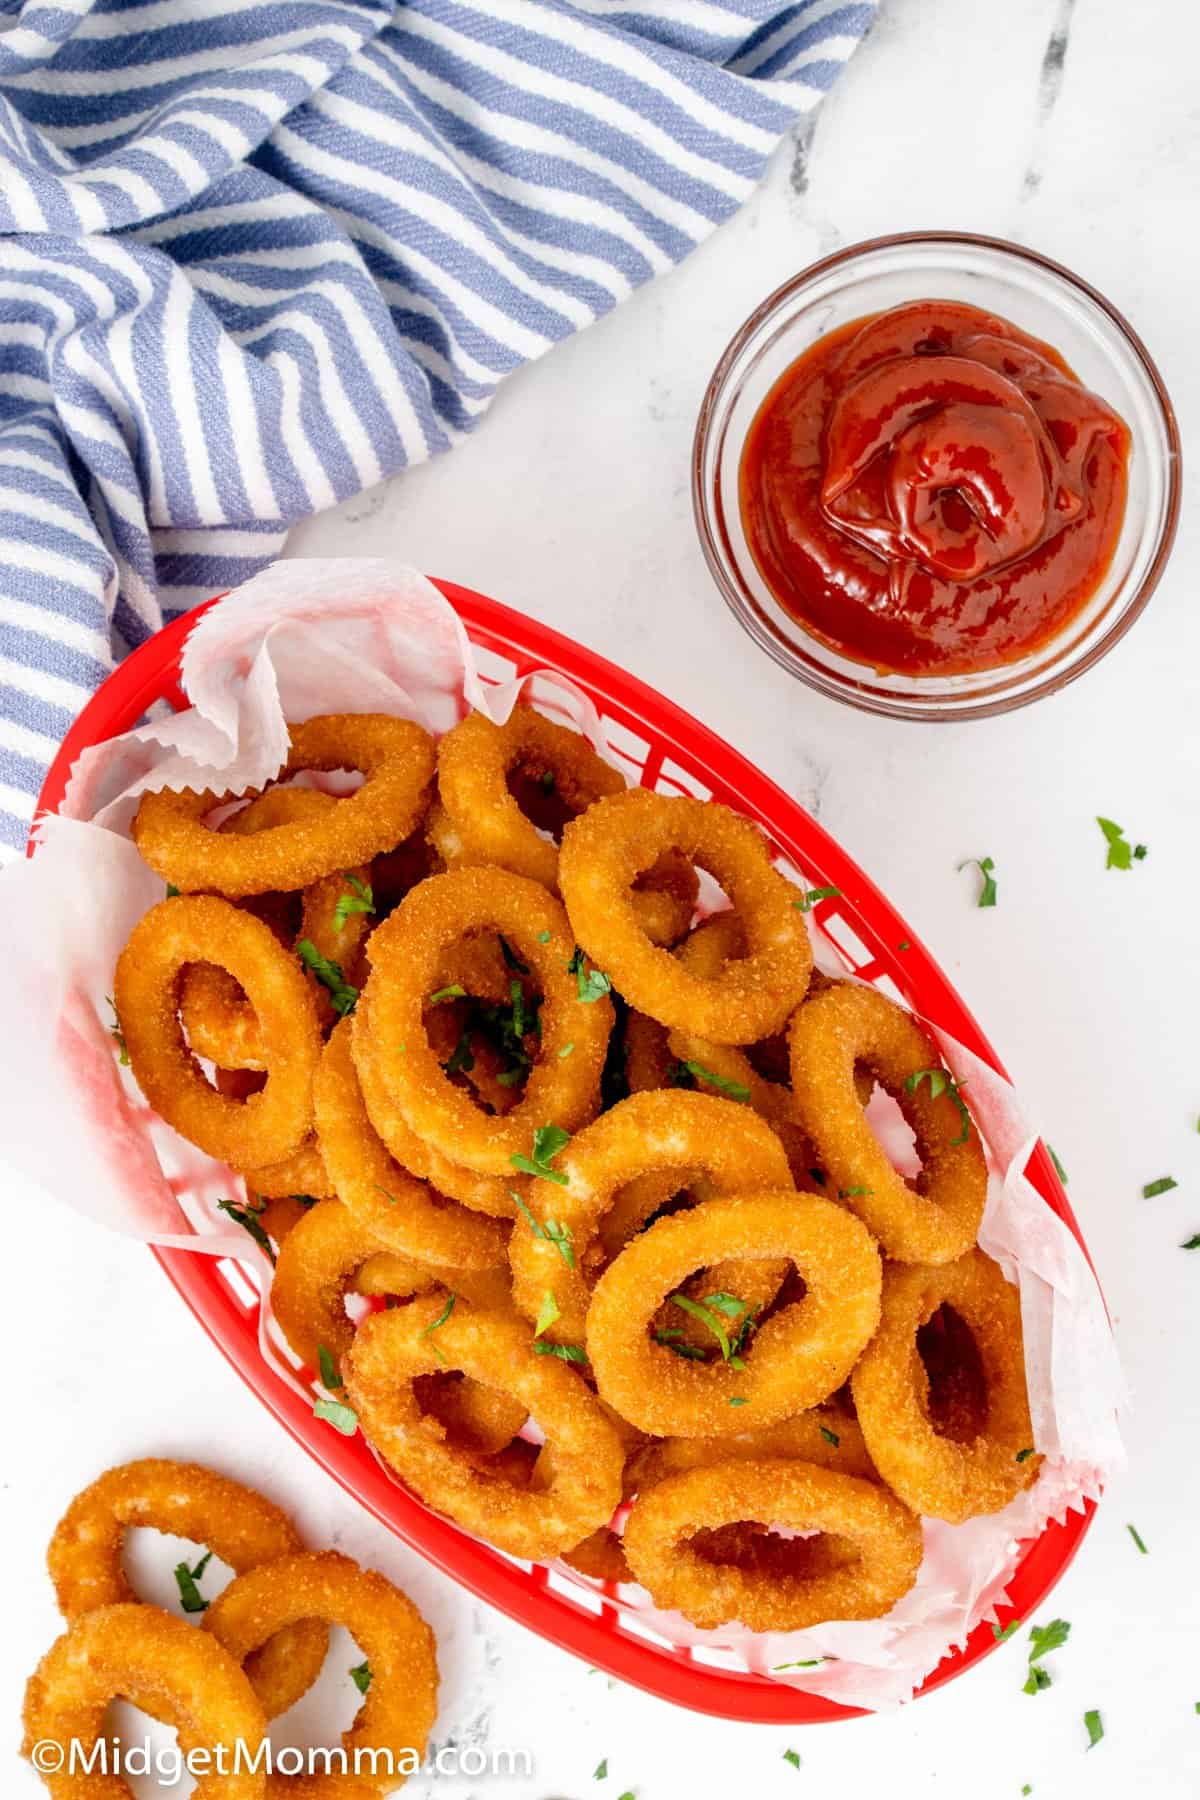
[0,0,875,856]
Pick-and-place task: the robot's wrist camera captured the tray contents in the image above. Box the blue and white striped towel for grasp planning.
[0,0,874,857]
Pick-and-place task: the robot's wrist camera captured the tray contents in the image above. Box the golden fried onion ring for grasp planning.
[132,714,435,897]
[851,1249,1040,1523]
[587,1192,881,1437]
[431,705,697,944]
[23,1604,267,1796]
[357,867,613,1178]
[508,1089,795,1343]
[343,1297,624,1561]
[46,1459,327,1720]
[313,1021,509,1270]
[180,788,373,1068]
[621,1460,923,1631]
[115,895,321,1167]
[789,981,987,1263]
[204,1550,438,1780]
[558,790,811,1043]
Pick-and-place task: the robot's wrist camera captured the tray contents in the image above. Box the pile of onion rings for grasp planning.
[108,698,1042,1637]
[24,1456,439,1794]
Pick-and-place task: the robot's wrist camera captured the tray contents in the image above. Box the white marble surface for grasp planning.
[8,0,1200,1794]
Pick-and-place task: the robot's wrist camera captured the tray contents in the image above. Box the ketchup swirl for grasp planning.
[739,301,1131,677]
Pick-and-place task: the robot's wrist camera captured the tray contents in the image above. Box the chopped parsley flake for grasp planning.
[1016,1447,1035,1463]
[297,939,358,1015]
[558,1041,575,1059]
[567,947,613,1004]
[1127,1523,1148,1554]
[511,1190,576,1268]
[333,874,375,932]
[1084,1709,1104,1750]
[313,1398,358,1436]
[428,983,466,1005]
[349,1660,372,1696]
[1182,1233,1200,1250]
[682,1061,750,1103]
[317,1344,343,1391]
[1097,817,1146,870]
[533,1340,587,1364]
[668,1292,751,1366]
[173,1551,213,1615]
[1143,1175,1177,1198]
[1022,1618,1070,1693]
[511,1123,571,1184]
[422,1292,457,1364]
[534,1289,561,1340]
[774,1658,824,1670]
[593,1760,607,1780]
[958,855,998,907]
[106,997,129,1065]
[217,1198,276,1266]
[793,885,841,913]
[728,1396,748,1406]
[782,1749,802,1770]
[992,1621,1019,1642]
[1048,1144,1069,1184]
[905,1067,971,1144]
[819,1425,840,1447]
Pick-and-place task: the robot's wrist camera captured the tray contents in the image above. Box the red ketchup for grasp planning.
[738,301,1131,676]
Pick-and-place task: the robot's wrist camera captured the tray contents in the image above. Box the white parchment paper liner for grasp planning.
[0,559,1124,1710]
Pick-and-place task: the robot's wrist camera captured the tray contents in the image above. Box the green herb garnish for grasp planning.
[728,1396,748,1406]
[783,1749,802,1770]
[1143,1175,1177,1198]
[333,874,375,932]
[533,1340,587,1364]
[106,997,130,1065]
[668,1292,750,1366]
[537,929,551,943]
[297,938,358,1015]
[1084,1709,1104,1750]
[511,1123,571,1184]
[173,1551,213,1615]
[217,1198,276,1265]
[905,1066,971,1144]
[793,886,841,913]
[422,1291,457,1364]
[534,1290,561,1340]
[1127,1523,1148,1554]
[959,855,998,907]
[568,946,612,1004]
[1048,1144,1068,1184]
[653,1330,707,1361]
[1016,1447,1035,1463]
[1097,816,1146,870]
[838,1186,873,1199]
[317,1344,343,1390]
[445,1031,475,1075]
[511,1190,576,1268]
[594,1760,608,1780]
[314,1397,358,1435]
[1022,1618,1070,1693]
[992,1621,1019,1642]
[558,1041,575,1059]
[774,1658,824,1669]
[499,935,529,974]
[349,1660,372,1695]
[166,883,181,898]
[682,1061,750,1103]
[819,1425,840,1447]
[428,983,466,1005]
[1182,1233,1200,1250]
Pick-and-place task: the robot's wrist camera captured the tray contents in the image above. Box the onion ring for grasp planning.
[342,1297,624,1560]
[851,1249,1040,1522]
[788,980,987,1262]
[558,790,812,1043]
[270,1198,510,1375]
[23,1604,267,1796]
[132,714,435,897]
[629,1404,877,1489]
[204,1550,438,1770]
[508,1089,795,1343]
[620,1459,923,1630]
[313,1021,509,1270]
[180,789,373,1067]
[586,1191,881,1437]
[115,896,321,1167]
[46,1459,327,1719]
[431,705,697,943]
[356,868,613,1178]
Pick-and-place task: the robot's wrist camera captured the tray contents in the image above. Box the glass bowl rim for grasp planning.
[691,229,1183,722]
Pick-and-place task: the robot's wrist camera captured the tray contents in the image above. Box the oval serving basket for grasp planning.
[33,577,1098,1724]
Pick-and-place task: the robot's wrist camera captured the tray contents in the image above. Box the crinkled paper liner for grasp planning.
[0,559,1125,1711]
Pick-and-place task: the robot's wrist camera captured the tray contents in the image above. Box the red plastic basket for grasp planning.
[33,578,1098,1724]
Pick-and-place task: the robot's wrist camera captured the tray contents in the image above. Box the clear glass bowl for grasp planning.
[692,233,1181,720]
